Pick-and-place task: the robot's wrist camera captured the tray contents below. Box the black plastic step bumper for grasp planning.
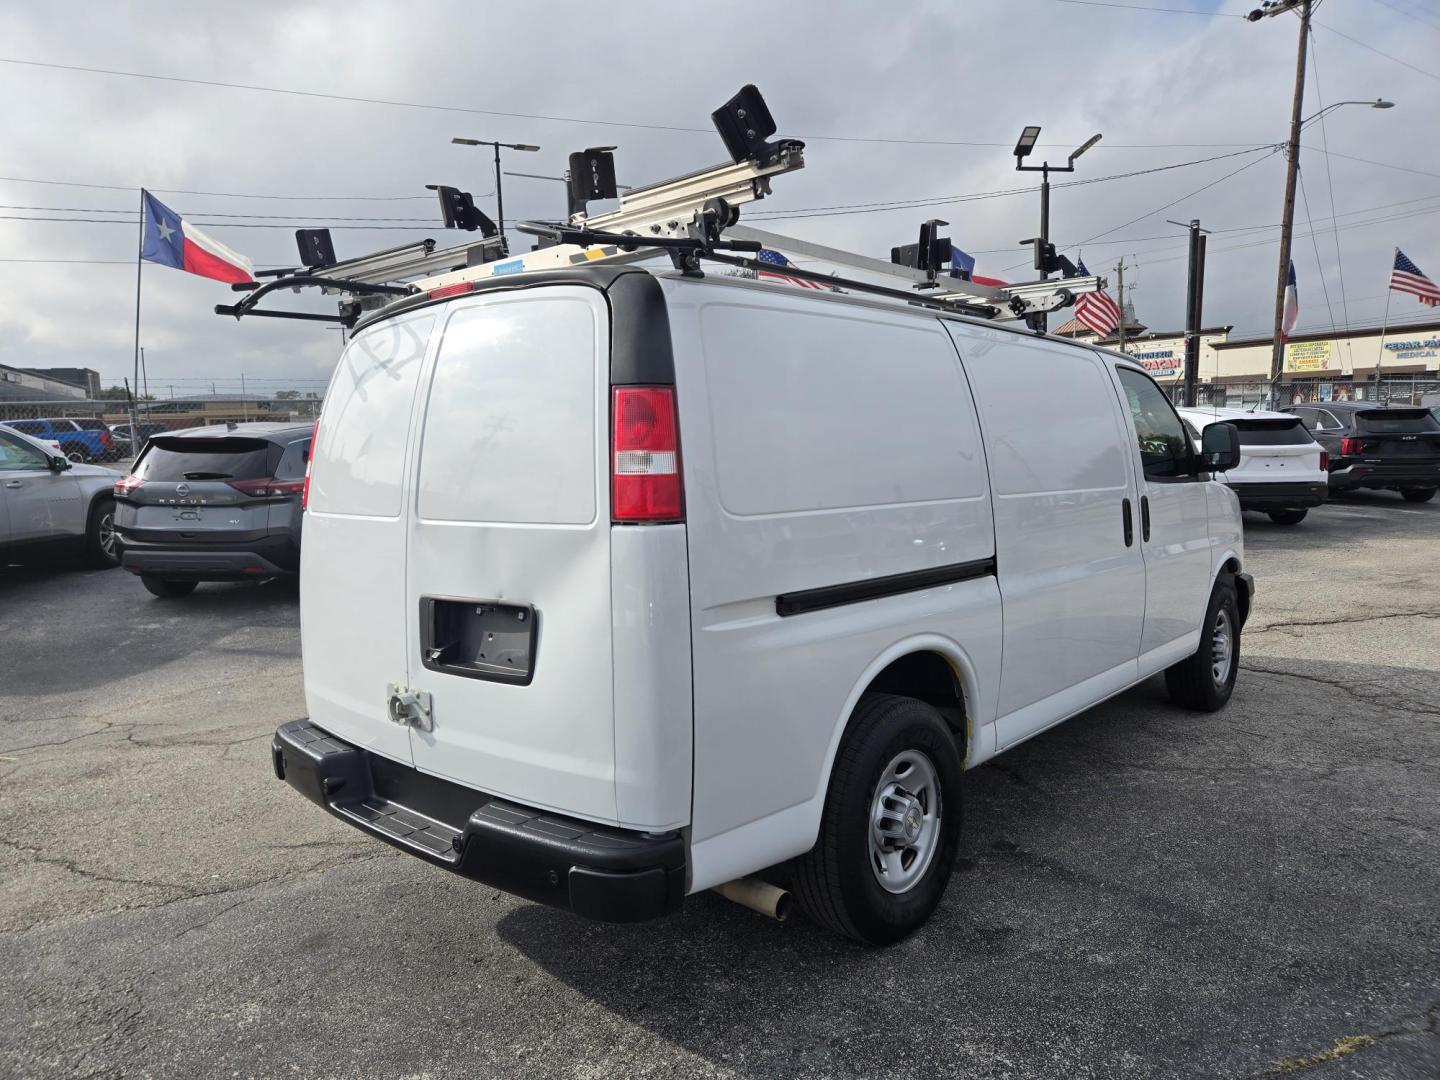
[1328,464,1440,491]
[1229,481,1328,510]
[271,720,685,922]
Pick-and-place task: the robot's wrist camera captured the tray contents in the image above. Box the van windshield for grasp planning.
[134,437,274,481]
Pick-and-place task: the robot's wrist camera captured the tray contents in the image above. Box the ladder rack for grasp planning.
[214,84,1106,330]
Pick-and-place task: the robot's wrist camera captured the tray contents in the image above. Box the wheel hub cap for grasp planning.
[868,750,943,895]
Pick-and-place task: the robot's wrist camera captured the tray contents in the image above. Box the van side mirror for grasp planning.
[1200,422,1240,473]
[48,454,71,473]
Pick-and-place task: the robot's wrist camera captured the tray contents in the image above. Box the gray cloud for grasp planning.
[1,0,1436,393]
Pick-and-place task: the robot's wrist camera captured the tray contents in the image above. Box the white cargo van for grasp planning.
[272,264,1253,944]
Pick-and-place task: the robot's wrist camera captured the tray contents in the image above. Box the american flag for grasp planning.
[1389,248,1440,308]
[756,248,827,289]
[1073,258,1122,337]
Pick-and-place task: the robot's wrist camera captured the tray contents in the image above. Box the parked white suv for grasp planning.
[272,266,1253,944]
[1176,406,1327,525]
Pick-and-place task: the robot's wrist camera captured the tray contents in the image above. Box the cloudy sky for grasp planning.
[2,0,1438,395]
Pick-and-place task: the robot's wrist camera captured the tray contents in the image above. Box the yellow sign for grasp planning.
[1284,339,1333,372]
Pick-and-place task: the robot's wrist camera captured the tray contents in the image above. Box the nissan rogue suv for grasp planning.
[113,421,312,597]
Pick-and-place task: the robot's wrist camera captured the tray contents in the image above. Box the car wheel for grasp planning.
[65,447,88,464]
[1267,509,1308,525]
[85,497,120,569]
[1165,577,1240,712]
[1400,488,1436,503]
[790,693,962,945]
[141,576,198,599]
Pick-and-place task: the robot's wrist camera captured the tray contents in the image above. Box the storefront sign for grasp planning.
[1284,339,1334,372]
[1382,336,1440,363]
[1132,347,1182,378]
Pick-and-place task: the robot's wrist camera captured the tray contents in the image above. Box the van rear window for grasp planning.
[1231,418,1314,445]
[1356,409,1440,434]
[134,437,274,481]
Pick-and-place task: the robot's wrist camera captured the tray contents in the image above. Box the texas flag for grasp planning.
[1281,260,1299,340]
[141,190,253,285]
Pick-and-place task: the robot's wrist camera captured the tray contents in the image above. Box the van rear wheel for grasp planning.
[1165,577,1240,712]
[791,693,962,945]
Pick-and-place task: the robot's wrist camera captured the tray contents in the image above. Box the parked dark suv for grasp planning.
[113,422,312,597]
[1287,402,1440,502]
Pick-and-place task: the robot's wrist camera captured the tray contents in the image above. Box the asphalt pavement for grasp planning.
[1,491,1437,1079]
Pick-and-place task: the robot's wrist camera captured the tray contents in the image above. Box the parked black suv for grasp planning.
[1287,402,1440,502]
[113,422,312,597]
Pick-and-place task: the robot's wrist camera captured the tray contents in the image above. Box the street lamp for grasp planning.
[451,138,541,251]
[1013,125,1103,330]
[1301,98,1393,130]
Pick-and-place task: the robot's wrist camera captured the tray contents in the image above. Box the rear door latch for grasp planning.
[385,683,433,732]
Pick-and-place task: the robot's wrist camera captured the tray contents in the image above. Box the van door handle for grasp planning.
[1141,496,1151,542]
[1122,498,1133,547]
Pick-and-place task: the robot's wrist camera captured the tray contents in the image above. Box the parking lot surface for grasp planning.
[1,492,1437,1079]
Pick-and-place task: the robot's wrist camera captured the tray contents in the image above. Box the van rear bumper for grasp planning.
[271,719,685,923]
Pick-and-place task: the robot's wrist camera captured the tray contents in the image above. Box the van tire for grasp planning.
[141,576,198,599]
[1267,509,1307,525]
[1165,577,1240,712]
[1399,488,1435,503]
[791,693,962,946]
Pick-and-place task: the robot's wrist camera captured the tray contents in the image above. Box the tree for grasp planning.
[274,389,302,400]
[96,385,153,401]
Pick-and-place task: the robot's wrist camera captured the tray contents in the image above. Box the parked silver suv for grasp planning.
[0,424,119,568]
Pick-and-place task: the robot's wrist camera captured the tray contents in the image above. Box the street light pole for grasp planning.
[1014,126,1102,333]
[451,138,541,252]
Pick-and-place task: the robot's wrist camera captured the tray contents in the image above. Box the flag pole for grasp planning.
[1374,246,1395,402]
[131,189,145,459]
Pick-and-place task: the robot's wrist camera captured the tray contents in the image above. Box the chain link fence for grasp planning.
[0,396,322,468]
[1168,376,1440,412]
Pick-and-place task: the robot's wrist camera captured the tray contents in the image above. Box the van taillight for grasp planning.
[612,386,682,523]
[302,419,319,510]
[1340,437,1362,456]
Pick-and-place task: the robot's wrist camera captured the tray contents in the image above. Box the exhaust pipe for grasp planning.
[713,877,791,922]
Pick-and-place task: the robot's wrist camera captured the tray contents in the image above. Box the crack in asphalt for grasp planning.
[1248,609,1440,636]
[1240,662,1440,721]
[0,835,395,937]
[1246,1000,1440,1077]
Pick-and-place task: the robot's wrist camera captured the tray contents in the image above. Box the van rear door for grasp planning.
[302,312,436,766]
[404,287,620,825]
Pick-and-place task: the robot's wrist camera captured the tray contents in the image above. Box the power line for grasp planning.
[0,214,440,230]
[1368,0,1440,34]
[1303,146,1440,182]
[1307,34,1350,332]
[998,148,1281,270]
[1032,0,1245,14]
[1297,168,1340,335]
[746,145,1278,222]
[0,55,1275,151]
[0,174,432,201]
[0,203,452,222]
[1314,21,1440,83]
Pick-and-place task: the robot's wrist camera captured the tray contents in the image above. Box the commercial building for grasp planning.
[1055,314,1440,406]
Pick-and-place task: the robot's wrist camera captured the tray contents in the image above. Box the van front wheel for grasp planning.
[1165,577,1240,712]
[791,693,962,946]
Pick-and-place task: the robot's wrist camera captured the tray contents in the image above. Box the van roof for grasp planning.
[354,262,1139,367]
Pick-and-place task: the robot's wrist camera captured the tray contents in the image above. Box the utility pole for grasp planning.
[1175,219,1209,408]
[1248,0,1313,384]
[1114,257,1128,354]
